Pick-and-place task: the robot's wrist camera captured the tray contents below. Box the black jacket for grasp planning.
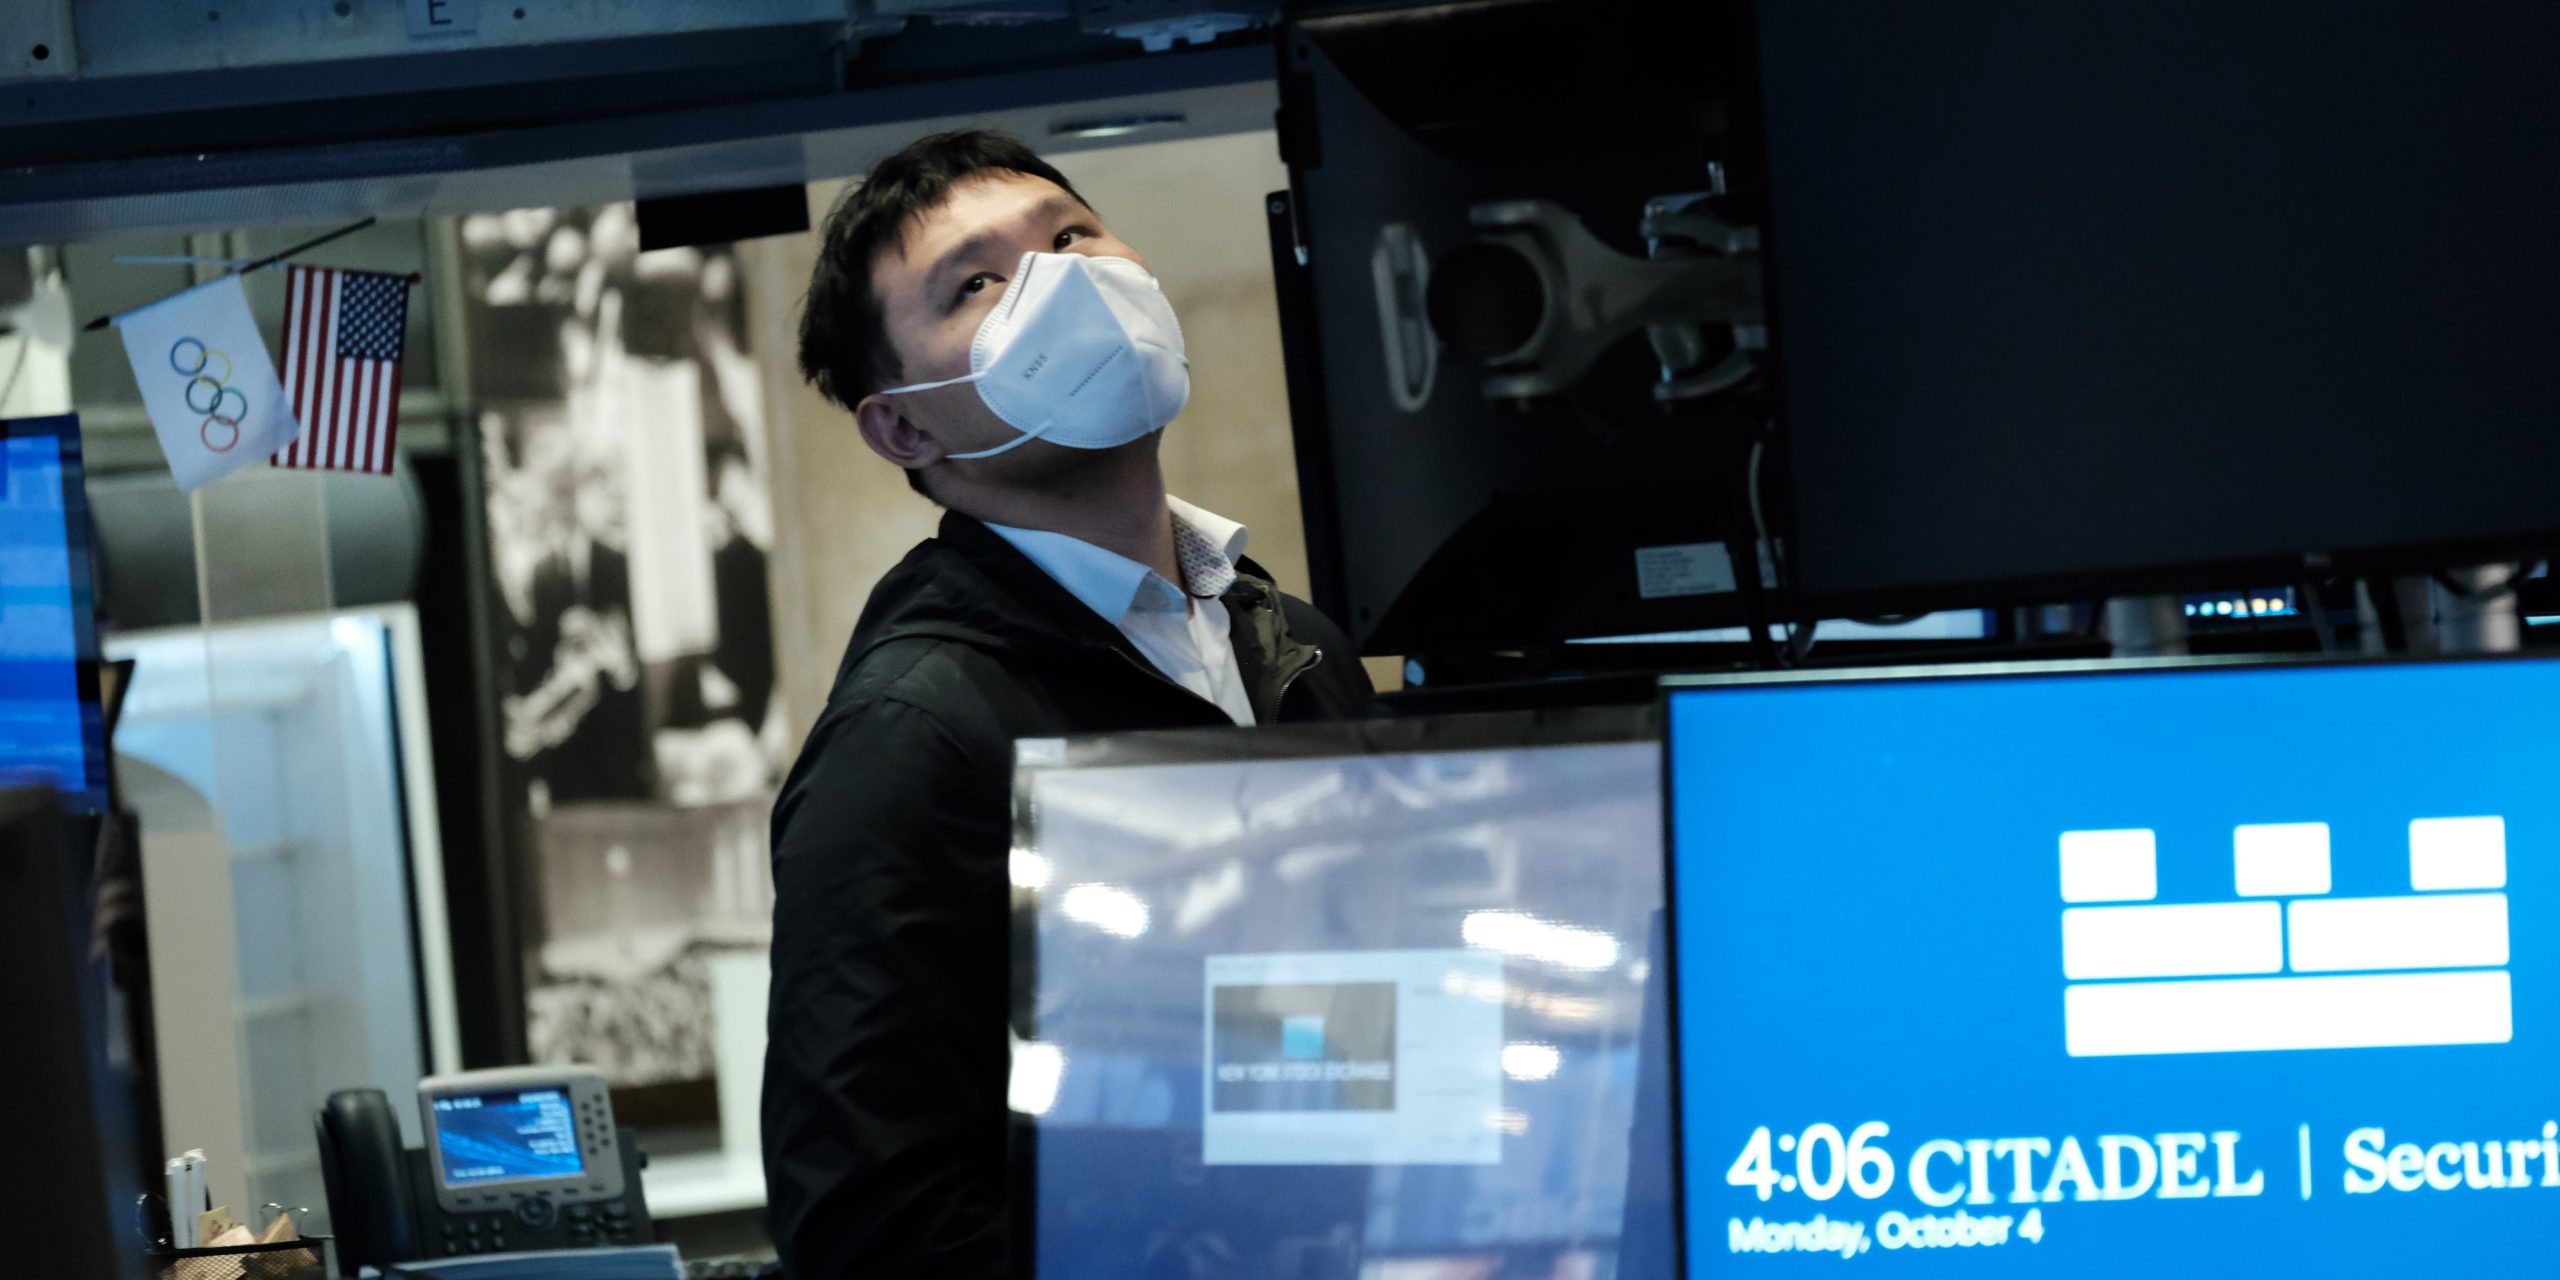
[761,511,1372,1279]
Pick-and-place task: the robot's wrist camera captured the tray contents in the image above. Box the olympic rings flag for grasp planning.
[114,274,301,492]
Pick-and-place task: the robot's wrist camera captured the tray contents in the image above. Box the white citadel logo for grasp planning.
[2057,817,2512,1056]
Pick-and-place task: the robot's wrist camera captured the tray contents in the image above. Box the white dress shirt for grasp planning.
[985,496,1258,726]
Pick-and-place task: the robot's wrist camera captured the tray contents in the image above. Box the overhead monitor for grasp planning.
[1665,656,2556,1274]
[1271,0,1758,655]
[0,414,104,812]
[1016,709,1675,1277]
[1755,5,2560,609]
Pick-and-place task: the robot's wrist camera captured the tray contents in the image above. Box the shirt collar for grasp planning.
[1165,496,1248,569]
[1165,495,1246,599]
[984,497,1251,624]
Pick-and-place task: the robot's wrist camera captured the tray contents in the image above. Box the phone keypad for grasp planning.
[565,1201,638,1246]
[438,1215,514,1255]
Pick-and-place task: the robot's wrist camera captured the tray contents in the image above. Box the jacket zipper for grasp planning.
[1111,647,1230,724]
[1273,647,1325,718]
[1112,642,1324,724]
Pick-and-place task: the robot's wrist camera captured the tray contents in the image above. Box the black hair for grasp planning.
[797,130,1095,499]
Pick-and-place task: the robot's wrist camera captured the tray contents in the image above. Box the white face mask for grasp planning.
[878,251,1189,460]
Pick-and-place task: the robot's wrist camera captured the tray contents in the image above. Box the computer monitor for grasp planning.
[0,786,147,1280]
[1754,5,2560,611]
[1271,0,1760,656]
[1016,709,1673,1277]
[1663,656,2557,1274]
[0,413,105,811]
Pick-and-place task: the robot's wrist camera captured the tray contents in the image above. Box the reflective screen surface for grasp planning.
[1020,717,1674,1279]
[1667,658,2560,1275]
[431,1088,585,1186]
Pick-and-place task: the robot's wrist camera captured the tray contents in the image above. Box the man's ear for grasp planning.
[855,393,945,477]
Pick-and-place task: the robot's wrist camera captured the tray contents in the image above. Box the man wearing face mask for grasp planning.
[762,131,1374,1278]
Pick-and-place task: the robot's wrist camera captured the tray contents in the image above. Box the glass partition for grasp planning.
[110,605,452,1228]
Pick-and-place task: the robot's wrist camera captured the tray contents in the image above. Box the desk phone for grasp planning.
[317,1065,654,1275]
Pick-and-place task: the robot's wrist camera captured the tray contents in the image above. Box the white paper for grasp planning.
[117,276,300,492]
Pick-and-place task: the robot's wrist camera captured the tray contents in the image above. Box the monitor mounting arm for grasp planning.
[1427,196,1762,403]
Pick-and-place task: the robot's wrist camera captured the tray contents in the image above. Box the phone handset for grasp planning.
[315,1088,417,1274]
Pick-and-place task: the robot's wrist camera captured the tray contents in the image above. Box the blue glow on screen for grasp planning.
[0,416,101,810]
[1668,659,2560,1274]
[433,1089,584,1185]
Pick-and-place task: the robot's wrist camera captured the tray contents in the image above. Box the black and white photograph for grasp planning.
[462,203,783,1086]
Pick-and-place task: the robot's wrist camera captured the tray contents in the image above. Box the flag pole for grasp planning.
[109,254,255,267]
[82,216,381,332]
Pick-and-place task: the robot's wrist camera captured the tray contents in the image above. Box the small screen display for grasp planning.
[432,1088,584,1186]
[0,415,105,813]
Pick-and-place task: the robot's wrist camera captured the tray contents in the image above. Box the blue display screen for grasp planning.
[432,1089,584,1185]
[1667,658,2560,1274]
[0,415,103,812]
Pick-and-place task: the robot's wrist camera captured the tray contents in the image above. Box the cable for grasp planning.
[1787,617,1819,665]
[2357,577,2399,654]
[1739,423,1812,665]
[1728,426,1781,670]
[1724,515,1780,670]
[2304,583,2344,655]
[1745,430,1787,586]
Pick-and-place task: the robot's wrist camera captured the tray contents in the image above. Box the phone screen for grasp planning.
[430,1087,586,1186]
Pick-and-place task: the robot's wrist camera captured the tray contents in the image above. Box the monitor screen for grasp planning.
[1273,1,1758,655]
[1755,5,2560,607]
[0,414,103,812]
[1019,710,1675,1278]
[431,1088,584,1186]
[1665,657,2559,1274]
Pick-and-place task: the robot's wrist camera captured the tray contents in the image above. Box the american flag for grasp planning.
[273,264,412,474]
